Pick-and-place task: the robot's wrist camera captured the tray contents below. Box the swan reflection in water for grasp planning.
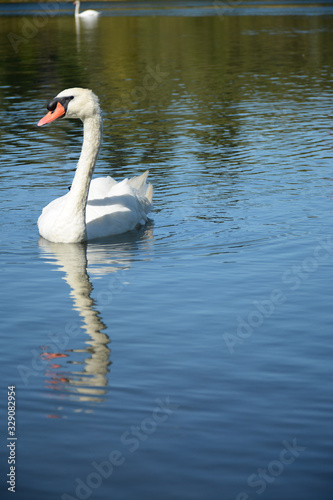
[38,226,153,414]
[75,7,100,54]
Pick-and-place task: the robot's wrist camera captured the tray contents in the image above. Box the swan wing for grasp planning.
[88,176,118,200]
[79,9,100,17]
[85,172,153,240]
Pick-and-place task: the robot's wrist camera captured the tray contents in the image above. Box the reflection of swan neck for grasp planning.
[75,15,80,39]
[40,241,107,337]
[39,240,110,404]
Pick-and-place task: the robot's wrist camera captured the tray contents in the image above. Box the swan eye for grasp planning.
[47,96,74,113]
[46,99,58,112]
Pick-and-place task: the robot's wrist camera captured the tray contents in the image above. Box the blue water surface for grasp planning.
[0,3,333,500]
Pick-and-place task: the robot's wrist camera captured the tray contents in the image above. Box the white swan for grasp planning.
[37,88,153,243]
[74,1,100,18]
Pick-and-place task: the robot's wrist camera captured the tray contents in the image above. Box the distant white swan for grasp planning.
[37,88,153,243]
[74,1,100,18]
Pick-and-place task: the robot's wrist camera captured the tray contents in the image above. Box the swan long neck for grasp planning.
[65,112,102,223]
[74,1,80,16]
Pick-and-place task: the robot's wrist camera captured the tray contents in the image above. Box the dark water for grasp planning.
[0,2,333,500]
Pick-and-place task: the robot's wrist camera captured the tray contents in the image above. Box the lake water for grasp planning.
[0,2,333,499]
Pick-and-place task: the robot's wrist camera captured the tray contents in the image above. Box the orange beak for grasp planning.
[38,102,66,127]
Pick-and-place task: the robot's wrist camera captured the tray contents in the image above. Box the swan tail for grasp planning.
[146,183,153,204]
[129,170,153,203]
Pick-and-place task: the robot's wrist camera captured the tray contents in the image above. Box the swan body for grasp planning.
[74,1,100,18]
[37,88,153,243]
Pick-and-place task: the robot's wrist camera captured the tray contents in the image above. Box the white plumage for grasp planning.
[74,1,100,18]
[37,88,153,243]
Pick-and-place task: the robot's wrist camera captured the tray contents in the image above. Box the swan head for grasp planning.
[38,87,100,126]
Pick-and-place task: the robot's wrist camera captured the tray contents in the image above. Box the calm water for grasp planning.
[0,2,333,499]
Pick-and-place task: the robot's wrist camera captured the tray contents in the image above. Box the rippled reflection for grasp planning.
[38,226,153,410]
[75,12,100,53]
